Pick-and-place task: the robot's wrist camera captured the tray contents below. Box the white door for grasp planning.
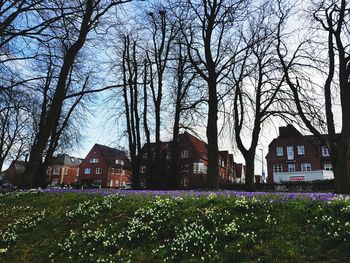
[287,146,294,160]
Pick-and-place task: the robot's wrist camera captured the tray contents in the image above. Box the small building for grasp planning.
[234,163,246,183]
[266,124,334,183]
[47,154,83,186]
[2,160,26,188]
[78,144,132,188]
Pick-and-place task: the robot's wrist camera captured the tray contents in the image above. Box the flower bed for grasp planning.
[0,190,349,262]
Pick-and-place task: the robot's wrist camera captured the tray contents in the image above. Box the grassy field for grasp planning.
[0,189,349,262]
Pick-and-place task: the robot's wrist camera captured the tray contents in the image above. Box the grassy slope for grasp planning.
[0,192,349,263]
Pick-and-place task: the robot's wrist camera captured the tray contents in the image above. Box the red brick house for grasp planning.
[219,151,235,184]
[266,125,334,183]
[139,132,234,188]
[47,154,83,186]
[78,144,132,188]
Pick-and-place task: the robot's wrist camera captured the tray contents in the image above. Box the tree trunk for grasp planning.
[206,78,219,189]
[24,0,94,188]
[244,153,256,192]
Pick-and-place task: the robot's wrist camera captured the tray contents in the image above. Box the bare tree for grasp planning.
[277,0,350,193]
[25,0,132,187]
[178,0,248,189]
[229,1,288,191]
[143,6,177,188]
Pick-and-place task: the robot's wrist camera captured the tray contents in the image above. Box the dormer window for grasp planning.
[181,150,189,158]
[276,147,283,156]
[89,158,99,163]
[321,146,330,157]
[115,160,124,165]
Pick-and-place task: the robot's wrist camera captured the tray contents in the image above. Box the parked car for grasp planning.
[124,183,132,190]
[0,182,16,192]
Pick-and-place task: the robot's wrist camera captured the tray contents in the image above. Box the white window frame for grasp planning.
[273,164,283,173]
[63,167,68,176]
[115,159,124,165]
[53,166,60,175]
[287,146,294,160]
[324,164,332,171]
[321,146,330,157]
[89,158,99,163]
[288,163,296,172]
[181,150,189,158]
[96,168,102,174]
[84,168,91,175]
[193,162,200,174]
[301,163,312,171]
[297,145,305,155]
[183,177,189,187]
[139,166,146,173]
[276,147,283,157]
[182,163,189,172]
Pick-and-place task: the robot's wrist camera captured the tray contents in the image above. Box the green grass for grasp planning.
[0,191,349,262]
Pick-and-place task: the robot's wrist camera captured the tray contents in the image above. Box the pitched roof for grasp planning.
[51,154,83,167]
[94,144,131,168]
[181,132,208,160]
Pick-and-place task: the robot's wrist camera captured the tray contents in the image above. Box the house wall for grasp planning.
[79,147,110,187]
[78,145,131,188]
[266,126,333,183]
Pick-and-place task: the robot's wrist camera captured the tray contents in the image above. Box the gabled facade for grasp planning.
[266,125,334,183]
[2,160,25,188]
[47,154,83,186]
[78,144,131,188]
[139,132,234,188]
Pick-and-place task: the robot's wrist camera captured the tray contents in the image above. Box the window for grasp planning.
[46,167,51,175]
[301,163,312,171]
[139,166,146,173]
[288,163,296,172]
[321,146,330,157]
[324,164,333,171]
[70,158,76,163]
[273,164,283,173]
[96,168,102,174]
[109,179,114,187]
[182,177,189,187]
[287,146,294,160]
[276,147,283,156]
[89,158,99,163]
[53,166,60,175]
[140,178,146,188]
[181,150,189,158]
[116,169,121,174]
[143,153,148,159]
[166,152,170,160]
[84,168,91,174]
[63,168,68,176]
[193,162,200,174]
[182,163,189,172]
[115,160,124,165]
[297,145,305,155]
